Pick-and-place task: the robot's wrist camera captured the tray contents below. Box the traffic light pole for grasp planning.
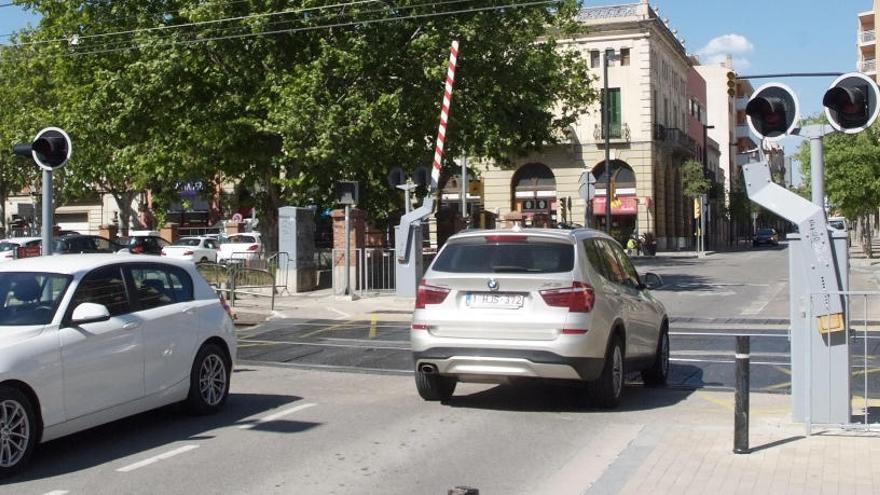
[810,134,825,208]
[603,49,612,235]
[41,170,53,256]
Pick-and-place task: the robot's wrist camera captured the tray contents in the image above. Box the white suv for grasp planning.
[411,228,668,408]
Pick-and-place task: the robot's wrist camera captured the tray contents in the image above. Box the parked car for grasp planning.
[0,254,236,477]
[828,217,847,232]
[0,237,42,262]
[118,230,170,255]
[410,228,668,408]
[753,228,779,247]
[52,234,122,254]
[162,236,220,263]
[217,233,262,263]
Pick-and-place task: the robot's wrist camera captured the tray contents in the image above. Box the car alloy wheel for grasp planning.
[611,344,623,399]
[0,399,29,468]
[199,354,227,407]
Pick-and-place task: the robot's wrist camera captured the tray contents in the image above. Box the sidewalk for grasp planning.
[583,389,880,494]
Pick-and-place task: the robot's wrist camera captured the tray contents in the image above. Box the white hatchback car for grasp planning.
[217,233,262,263]
[0,254,236,477]
[411,228,668,408]
[162,236,220,263]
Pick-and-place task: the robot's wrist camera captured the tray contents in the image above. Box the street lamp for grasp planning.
[603,48,619,235]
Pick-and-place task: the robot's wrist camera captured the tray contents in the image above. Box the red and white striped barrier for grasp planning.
[430,40,459,191]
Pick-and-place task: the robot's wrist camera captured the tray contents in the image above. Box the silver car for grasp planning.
[411,228,668,408]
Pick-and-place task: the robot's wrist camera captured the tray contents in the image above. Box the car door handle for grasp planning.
[122,321,142,331]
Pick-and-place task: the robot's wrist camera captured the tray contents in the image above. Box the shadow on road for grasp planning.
[8,391,317,483]
[444,367,705,413]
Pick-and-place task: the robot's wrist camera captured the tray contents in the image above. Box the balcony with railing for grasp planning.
[861,58,877,74]
[653,124,696,156]
[593,122,631,142]
[861,29,876,45]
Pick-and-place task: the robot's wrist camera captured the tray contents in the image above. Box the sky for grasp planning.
[0,0,870,182]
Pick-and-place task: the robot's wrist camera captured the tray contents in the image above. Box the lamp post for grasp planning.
[702,124,715,250]
[603,48,618,235]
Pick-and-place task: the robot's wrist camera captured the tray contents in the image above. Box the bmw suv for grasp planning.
[411,228,669,408]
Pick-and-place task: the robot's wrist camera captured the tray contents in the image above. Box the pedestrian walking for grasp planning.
[626,236,637,256]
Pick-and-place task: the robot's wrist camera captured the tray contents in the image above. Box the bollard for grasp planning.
[734,335,750,454]
[448,487,479,495]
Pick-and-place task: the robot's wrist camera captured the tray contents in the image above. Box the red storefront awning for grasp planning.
[592,196,638,215]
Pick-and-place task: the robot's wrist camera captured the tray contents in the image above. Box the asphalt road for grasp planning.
[1,365,717,495]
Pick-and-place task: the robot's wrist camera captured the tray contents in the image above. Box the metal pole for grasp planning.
[810,135,824,209]
[41,169,52,256]
[700,194,707,256]
[344,204,351,296]
[461,156,467,220]
[734,335,750,454]
[404,186,411,215]
[603,49,613,234]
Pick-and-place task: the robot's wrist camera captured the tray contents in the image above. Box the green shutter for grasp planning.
[610,89,621,138]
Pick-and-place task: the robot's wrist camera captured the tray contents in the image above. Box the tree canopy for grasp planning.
[1,0,598,245]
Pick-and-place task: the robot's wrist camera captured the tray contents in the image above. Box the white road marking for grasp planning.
[116,444,200,473]
[42,491,70,495]
[329,308,350,320]
[239,402,317,430]
[741,282,785,315]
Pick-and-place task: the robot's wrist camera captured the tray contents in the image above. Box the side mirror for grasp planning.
[643,272,663,290]
[71,302,111,325]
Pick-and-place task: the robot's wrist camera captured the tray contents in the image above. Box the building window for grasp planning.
[620,48,630,66]
[590,50,600,68]
[600,88,622,138]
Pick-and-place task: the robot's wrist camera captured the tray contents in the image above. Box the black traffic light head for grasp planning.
[387,167,405,188]
[745,83,799,141]
[334,180,359,205]
[11,127,72,170]
[823,72,880,134]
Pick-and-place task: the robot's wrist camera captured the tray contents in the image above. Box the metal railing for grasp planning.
[197,251,291,309]
[806,290,880,434]
[861,59,877,73]
[178,226,223,238]
[862,29,876,44]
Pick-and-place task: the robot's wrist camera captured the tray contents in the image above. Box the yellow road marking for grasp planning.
[300,321,350,339]
[237,341,280,348]
[368,314,378,339]
[774,365,792,376]
[852,367,880,377]
[761,381,792,391]
[696,392,734,411]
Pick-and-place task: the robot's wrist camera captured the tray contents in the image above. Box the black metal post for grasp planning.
[603,49,614,234]
[734,335,750,454]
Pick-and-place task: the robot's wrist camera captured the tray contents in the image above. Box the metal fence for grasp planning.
[196,251,291,309]
[807,290,880,434]
[329,248,438,295]
[178,226,223,238]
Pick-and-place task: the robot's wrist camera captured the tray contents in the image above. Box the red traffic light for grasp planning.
[745,83,799,141]
[823,73,879,134]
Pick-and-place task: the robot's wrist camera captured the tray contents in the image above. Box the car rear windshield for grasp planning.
[757,229,774,235]
[431,240,574,273]
[0,272,72,325]
[176,238,201,247]
[225,235,256,244]
[0,242,17,252]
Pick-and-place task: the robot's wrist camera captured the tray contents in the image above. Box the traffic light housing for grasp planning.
[823,72,880,134]
[726,71,737,97]
[745,83,799,141]
[334,181,359,205]
[12,127,72,170]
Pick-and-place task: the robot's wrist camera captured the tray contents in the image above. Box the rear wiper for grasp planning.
[491,265,528,273]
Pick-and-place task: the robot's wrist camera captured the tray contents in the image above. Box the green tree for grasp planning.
[6,0,597,248]
[681,159,709,198]
[795,116,880,256]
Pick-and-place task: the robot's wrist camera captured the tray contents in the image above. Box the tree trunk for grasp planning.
[112,191,138,237]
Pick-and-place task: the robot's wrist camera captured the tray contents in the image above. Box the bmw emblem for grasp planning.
[487,278,499,291]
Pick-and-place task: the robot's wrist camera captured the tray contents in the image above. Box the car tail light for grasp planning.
[415,279,450,309]
[131,245,143,254]
[411,323,428,331]
[485,235,528,243]
[183,250,194,256]
[247,244,259,252]
[218,292,236,320]
[540,282,595,313]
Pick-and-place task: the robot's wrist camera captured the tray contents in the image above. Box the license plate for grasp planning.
[466,293,525,309]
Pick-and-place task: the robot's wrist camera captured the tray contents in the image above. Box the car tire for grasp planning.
[588,335,624,408]
[415,369,456,402]
[185,343,231,415]
[642,325,670,387]
[0,385,39,479]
